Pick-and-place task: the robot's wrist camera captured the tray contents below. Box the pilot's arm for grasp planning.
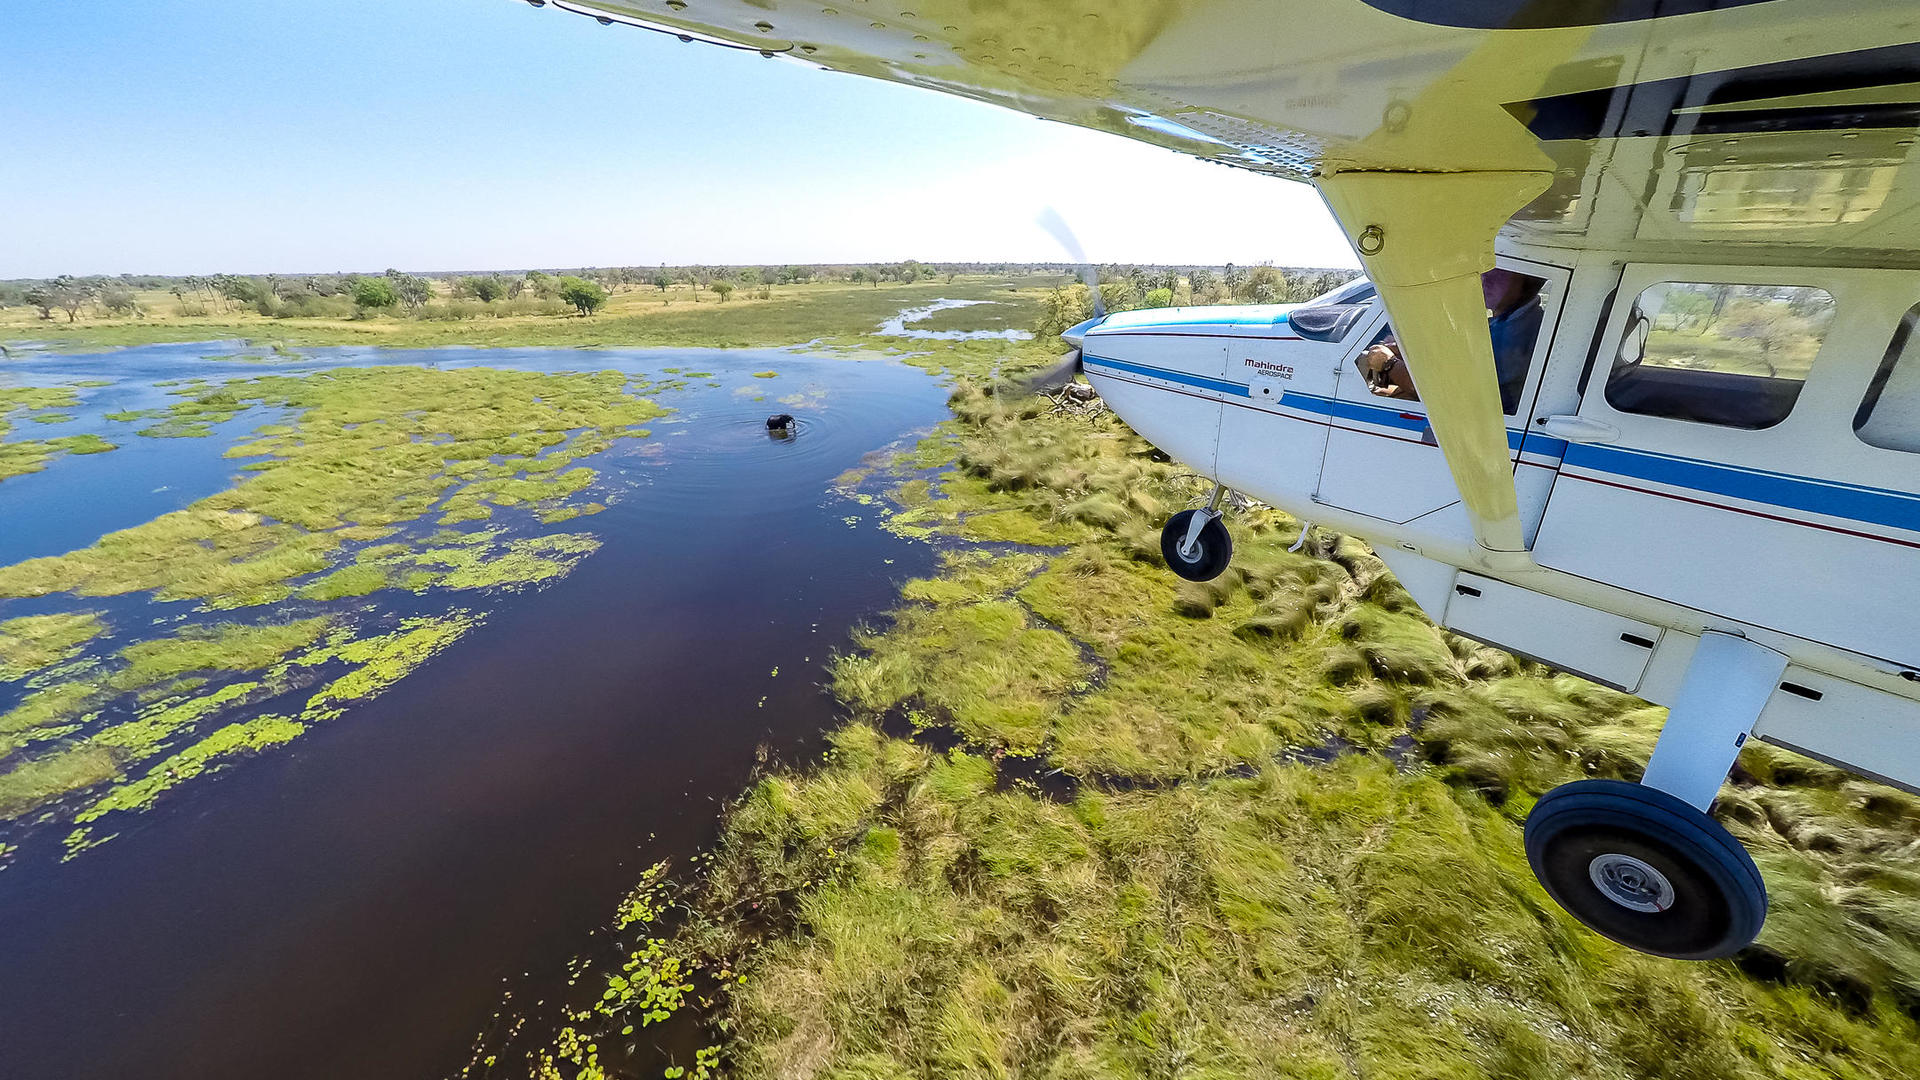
[1361,341,1418,399]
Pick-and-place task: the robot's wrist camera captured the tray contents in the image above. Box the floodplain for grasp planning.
[2,274,1917,1080]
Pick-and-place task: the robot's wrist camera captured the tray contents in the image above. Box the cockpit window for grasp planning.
[1604,281,1834,430]
[1307,277,1375,306]
[1855,304,1920,454]
[1355,269,1550,415]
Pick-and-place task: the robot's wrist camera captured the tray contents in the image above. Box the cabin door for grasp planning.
[1532,264,1920,667]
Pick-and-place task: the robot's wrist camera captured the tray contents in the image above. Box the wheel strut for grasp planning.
[1161,486,1233,583]
[1179,484,1229,559]
[1524,632,1787,959]
[1641,632,1789,811]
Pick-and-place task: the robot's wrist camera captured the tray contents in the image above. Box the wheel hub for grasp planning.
[1588,852,1675,913]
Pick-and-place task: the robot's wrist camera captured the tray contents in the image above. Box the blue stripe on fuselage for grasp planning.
[1564,443,1920,533]
[1083,353,1250,397]
[1085,354,1920,535]
[1084,355,1515,442]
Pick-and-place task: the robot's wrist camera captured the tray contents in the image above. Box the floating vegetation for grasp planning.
[286,613,477,724]
[750,370,778,379]
[513,863,721,1080]
[0,364,680,858]
[65,714,307,849]
[52,433,115,454]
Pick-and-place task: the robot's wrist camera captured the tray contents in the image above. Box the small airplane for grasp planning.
[516,0,1920,961]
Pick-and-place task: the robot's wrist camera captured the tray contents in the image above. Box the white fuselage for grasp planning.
[1080,248,1920,794]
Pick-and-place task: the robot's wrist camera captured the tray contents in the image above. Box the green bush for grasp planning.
[350,278,398,309]
[557,276,608,315]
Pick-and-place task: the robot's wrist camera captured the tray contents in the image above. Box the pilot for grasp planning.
[1360,268,1546,413]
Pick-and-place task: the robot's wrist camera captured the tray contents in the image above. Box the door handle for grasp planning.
[1535,414,1619,444]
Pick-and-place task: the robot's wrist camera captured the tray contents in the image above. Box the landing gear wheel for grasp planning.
[1525,779,1766,960]
[1161,509,1232,582]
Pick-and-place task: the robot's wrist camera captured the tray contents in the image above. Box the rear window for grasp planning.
[1604,281,1835,429]
[1855,304,1920,454]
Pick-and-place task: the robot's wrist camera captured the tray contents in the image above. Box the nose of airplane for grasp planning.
[1060,315,1105,348]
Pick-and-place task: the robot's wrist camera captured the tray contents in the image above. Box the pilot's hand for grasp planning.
[1360,343,1398,379]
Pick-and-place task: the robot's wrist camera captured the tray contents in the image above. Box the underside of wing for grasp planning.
[524,0,1920,560]
[532,0,1920,265]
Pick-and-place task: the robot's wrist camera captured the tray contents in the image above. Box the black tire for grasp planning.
[1161,510,1232,582]
[1525,779,1766,960]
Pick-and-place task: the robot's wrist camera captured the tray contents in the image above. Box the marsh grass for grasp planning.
[112,617,333,692]
[0,612,105,681]
[0,386,117,481]
[0,744,119,819]
[1,367,663,604]
[545,369,1920,1079]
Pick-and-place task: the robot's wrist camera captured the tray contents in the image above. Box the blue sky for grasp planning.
[0,0,1357,277]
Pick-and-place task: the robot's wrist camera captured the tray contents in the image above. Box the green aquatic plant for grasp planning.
[93,679,270,760]
[0,386,118,480]
[64,713,307,853]
[111,616,332,693]
[0,744,120,820]
[0,682,102,756]
[293,613,477,723]
[51,433,115,455]
[522,860,725,1080]
[0,612,106,681]
[7,610,482,846]
[298,563,389,601]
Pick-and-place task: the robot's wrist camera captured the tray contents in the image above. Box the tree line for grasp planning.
[0,261,1360,327]
[0,262,978,322]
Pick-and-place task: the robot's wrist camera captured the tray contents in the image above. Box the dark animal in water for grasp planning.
[766,414,795,430]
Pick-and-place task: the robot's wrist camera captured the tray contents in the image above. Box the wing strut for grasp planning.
[1316,169,1550,568]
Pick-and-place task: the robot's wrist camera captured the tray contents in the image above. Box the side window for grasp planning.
[1604,281,1835,429]
[1352,269,1550,415]
[1855,304,1920,454]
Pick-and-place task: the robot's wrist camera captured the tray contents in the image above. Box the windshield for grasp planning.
[1305,275,1374,306]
